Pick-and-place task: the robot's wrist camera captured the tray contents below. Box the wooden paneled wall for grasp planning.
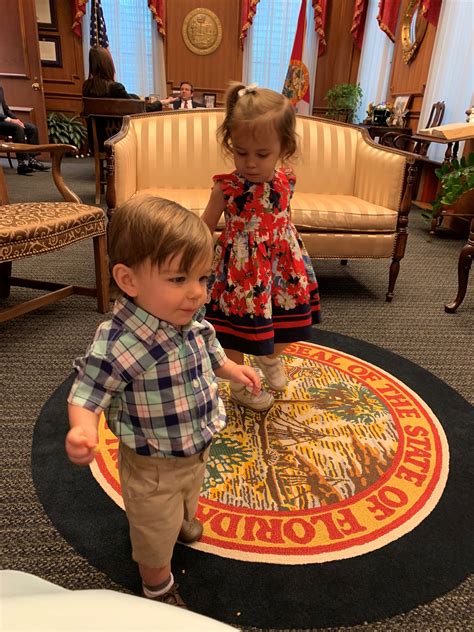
[164,0,243,106]
[40,0,85,117]
[42,0,438,131]
[313,0,361,116]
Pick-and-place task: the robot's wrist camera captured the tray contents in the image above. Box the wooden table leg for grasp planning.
[445,218,474,313]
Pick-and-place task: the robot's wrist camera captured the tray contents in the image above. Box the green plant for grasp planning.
[325,83,363,123]
[47,112,87,149]
[431,152,474,214]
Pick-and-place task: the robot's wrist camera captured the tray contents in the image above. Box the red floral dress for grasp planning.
[206,169,321,355]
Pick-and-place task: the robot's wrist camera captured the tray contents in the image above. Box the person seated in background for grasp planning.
[161,82,203,110]
[0,85,50,176]
[82,46,162,113]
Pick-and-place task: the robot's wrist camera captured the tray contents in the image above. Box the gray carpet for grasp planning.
[1,157,472,631]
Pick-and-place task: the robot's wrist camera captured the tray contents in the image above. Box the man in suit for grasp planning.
[0,85,49,175]
[169,82,203,110]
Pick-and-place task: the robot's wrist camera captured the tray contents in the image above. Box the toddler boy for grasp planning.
[65,197,261,607]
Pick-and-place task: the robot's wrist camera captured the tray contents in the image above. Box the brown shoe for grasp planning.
[143,582,187,608]
[178,517,203,543]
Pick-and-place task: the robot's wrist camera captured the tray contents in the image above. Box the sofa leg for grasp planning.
[340,259,348,265]
[386,258,401,302]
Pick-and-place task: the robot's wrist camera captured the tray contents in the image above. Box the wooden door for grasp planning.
[0,0,48,143]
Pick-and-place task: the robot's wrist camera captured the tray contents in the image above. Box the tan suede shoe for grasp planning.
[178,517,203,543]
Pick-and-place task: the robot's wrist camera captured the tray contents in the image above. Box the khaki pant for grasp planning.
[118,443,210,568]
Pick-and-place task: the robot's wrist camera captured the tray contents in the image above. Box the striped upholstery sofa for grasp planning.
[106,109,417,301]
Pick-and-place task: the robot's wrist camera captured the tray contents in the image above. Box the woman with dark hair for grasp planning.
[82,46,162,112]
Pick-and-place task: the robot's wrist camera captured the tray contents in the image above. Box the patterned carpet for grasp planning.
[1,157,472,631]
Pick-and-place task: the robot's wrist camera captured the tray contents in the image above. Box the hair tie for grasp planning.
[237,83,258,98]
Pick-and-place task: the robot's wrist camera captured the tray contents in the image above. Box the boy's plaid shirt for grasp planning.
[68,296,227,457]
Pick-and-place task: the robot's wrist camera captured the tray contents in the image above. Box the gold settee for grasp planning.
[106,109,417,301]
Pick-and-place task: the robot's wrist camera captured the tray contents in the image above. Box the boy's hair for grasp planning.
[218,82,297,161]
[108,197,213,274]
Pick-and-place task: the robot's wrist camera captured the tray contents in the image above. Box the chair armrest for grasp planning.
[354,140,410,210]
[105,131,138,211]
[0,142,81,203]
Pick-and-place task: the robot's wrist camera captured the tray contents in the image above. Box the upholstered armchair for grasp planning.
[105,110,418,301]
[0,141,109,322]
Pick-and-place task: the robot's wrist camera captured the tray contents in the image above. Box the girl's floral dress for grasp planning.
[206,168,321,355]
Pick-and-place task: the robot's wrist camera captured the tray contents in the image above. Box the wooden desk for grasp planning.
[359,124,411,143]
[410,133,464,165]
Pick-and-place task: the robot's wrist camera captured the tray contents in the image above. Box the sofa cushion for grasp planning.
[291,194,398,233]
[132,190,398,235]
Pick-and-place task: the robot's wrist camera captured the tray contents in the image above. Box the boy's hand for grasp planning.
[227,364,261,394]
[65,426,98,465]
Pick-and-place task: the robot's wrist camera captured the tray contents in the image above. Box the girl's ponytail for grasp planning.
[218,82,245,156]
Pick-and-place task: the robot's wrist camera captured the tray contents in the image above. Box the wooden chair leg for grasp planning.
[93,233,110,312]
[445,220,473,313]
[7,152,13,169]
[0,261,12,298]
[94,152,101,205]
[386,257,401,302]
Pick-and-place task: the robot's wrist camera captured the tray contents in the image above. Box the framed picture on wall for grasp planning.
[203,93,217,109]
[393,95,412,113]
[36,0,57,30]
[39,35,62,67]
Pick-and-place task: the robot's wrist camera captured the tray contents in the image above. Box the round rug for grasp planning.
[32,330,473,629]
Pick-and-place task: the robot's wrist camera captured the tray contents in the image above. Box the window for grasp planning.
[244,0,302,91]
[83,0,164,98]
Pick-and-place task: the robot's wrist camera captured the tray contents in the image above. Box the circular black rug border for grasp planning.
[32,329,473,629]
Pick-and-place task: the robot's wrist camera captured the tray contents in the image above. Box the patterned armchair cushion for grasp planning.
[0,203,106,262]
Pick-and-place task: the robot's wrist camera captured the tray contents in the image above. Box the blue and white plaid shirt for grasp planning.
[68,295,227,457]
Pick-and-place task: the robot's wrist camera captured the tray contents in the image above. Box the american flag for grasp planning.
[90,0,109,48]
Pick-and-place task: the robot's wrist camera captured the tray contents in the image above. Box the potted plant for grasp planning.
[325,83,363,124]
[428,152,474,234]
[47,112,88,154]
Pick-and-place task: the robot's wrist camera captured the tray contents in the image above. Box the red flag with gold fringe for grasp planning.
[312,0,327,56]
[377,0,402,42]
[421,0,442,27]
[240,0,261,50]
[148,0,166,38]
[351,0,369,49]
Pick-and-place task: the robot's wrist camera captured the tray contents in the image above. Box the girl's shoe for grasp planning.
[254,356,288,391]
[230,384,274,411]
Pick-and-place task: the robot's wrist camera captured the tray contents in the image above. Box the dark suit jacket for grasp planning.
[0,86,15,121]
[172,98,203,110]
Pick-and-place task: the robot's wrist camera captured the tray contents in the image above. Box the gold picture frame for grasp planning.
[401,0,428,64]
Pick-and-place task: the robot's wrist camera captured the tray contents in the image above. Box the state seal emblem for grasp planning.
[91,342,449,564]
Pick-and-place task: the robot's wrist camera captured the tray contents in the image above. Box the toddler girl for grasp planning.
[202,82,321,411]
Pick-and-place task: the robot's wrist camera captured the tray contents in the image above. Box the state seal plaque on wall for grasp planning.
[182,8,222,56]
